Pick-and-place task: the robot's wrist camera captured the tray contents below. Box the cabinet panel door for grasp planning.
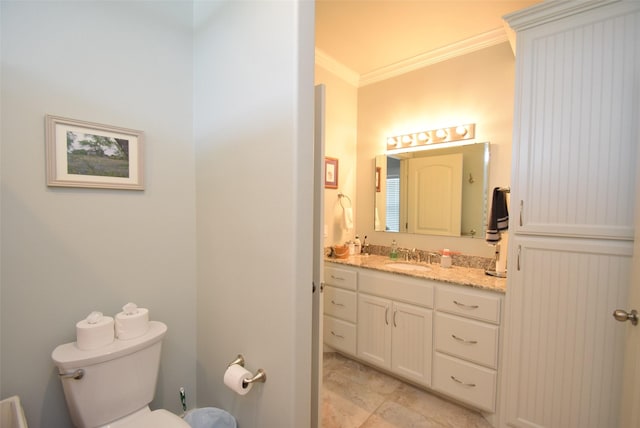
[503,237,632,427]
[357,294,391,369]
[511,6,639,240]
[391,302,433,387]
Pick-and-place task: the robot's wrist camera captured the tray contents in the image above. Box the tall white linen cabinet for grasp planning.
[501,1,640,427]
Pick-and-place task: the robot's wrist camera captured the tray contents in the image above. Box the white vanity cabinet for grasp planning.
[357,269,434,387]
[323,261,505,414]
[323,265,358,355]
[433,284,502,412]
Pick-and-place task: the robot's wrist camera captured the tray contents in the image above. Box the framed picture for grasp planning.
[324,157,338,189]
[376,166,381,192]
[45,115,144,190]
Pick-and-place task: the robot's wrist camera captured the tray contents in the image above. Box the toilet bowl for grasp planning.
[52,321,189,428]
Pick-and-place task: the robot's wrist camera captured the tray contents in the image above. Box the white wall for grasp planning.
[194,1,314,427]
[356,42,516,257]
[0,2,197,426]
[314,65,358,248]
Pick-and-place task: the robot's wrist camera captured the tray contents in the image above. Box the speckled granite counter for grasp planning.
[326,254,506,293]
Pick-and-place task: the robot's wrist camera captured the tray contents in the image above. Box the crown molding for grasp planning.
[503,0,626,31]
[314,48,360,87]
[315,28,510,88]
[359,28,509,87]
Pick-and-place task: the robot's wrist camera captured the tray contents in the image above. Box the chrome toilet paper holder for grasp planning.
[228,354,267,386]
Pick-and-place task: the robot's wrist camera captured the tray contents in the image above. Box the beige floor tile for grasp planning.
[322,353,493,428]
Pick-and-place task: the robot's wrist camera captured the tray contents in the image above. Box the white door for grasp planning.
[311,84,325,428]
[407,154,462,236]
[618,136,640,427]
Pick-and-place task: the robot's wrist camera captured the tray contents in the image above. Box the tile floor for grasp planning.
[322,352,493,428]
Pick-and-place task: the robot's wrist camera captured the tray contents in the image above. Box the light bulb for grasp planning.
[435,129,447,139]
[417,132,428,142]
[455,125,468,136]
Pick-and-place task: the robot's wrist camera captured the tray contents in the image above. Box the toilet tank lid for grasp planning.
[51,321,167,369]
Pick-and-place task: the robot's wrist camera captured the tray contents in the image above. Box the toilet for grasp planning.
[52,321,190,428]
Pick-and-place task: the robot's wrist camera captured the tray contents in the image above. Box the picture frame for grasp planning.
[324,157,338,189]
[45,115,144,190]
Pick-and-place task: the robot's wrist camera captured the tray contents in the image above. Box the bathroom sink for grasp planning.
[385,262,431,273]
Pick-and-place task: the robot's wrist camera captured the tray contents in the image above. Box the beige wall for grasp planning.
[315,65,359,248]
[356,42,515,257]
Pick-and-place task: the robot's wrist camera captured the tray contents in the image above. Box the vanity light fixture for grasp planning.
[386,123,476,153]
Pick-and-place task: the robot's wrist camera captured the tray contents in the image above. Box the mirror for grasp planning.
[375,142,489,237]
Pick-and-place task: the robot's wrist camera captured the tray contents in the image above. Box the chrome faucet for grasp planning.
[427,252,439,264]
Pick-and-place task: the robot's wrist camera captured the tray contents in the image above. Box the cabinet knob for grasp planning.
[613,309,638,325]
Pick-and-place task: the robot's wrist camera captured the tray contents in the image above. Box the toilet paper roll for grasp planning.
[224,364,253,396]
[76,313,115,350]
[115,307,149,340]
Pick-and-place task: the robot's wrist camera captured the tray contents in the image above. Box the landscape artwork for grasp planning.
[45,115,144,190]
[67,131,130,178]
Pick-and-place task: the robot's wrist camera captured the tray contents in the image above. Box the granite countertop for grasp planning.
[325,254,506,294]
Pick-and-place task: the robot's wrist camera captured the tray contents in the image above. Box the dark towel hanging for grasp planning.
[485,187,509,243]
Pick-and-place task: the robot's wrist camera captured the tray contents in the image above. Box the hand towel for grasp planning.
[485,187,509,243]
[343,207,354,231]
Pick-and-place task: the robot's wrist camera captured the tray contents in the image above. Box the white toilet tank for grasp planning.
[52,321,168,428]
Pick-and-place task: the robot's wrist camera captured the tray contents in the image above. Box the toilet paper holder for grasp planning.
[228,354,267,386]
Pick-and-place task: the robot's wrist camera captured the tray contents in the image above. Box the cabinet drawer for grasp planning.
[359,269,434,308]
[436,286,501,324]
[433,353,497,412]
[323,316,356,355]
[434,312,499,369]
[325,265,357,290]
[324,286,357,323]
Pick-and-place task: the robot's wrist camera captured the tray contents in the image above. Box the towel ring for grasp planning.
[338,192,352,209]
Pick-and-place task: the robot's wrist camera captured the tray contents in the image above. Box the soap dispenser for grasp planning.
[390,240,398,260]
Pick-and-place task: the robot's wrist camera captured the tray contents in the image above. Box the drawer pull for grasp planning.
[453,300,479,309]
[451,334,478,344]
[393,310,398,327]
[330,331,344,339]
[451,375,476,388]
[330,299,345,307]
[331,275,345,281]
[385,307,389,325]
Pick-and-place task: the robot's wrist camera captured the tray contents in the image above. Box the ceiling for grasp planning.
[316,0,542,79]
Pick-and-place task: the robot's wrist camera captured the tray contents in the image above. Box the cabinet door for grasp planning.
[391,302,432,387]
[503,236,632,427]
[510,4,639,240]
[357,294,391,369]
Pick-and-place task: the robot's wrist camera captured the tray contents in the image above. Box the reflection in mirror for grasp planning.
[375,142,489,237]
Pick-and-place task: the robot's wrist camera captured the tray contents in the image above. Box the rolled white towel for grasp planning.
[343,207,353,231]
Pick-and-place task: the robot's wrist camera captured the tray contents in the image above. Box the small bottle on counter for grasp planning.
[441,249,452,268]
[354,235,361,254]
[390,239,398,260]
